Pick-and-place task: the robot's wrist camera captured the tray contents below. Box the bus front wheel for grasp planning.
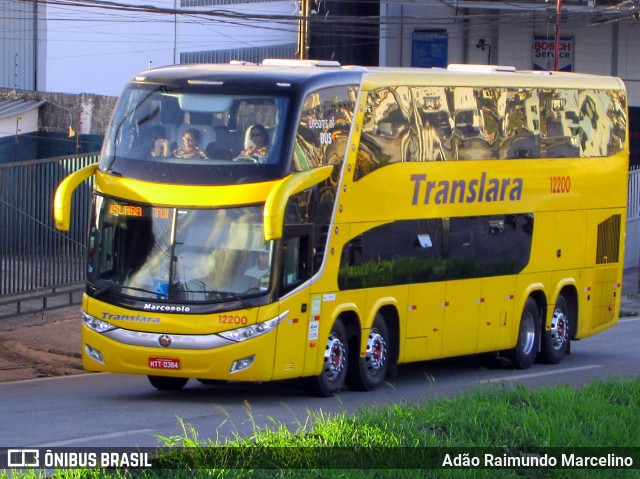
[148,375,188,390]
[346,314,389,391]
[506,297,540,369]
[538,294,571,364]
[302,319,348,397]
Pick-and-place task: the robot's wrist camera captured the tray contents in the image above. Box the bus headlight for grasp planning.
[218,311,287,342]
[85,344,106,364]
[82,311,117,333]
[230,355,255,373]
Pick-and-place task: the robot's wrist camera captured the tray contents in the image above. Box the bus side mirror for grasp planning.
[263,166,333,241]
[54,163,99,231]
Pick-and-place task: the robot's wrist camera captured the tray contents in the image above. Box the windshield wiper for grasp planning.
[120,285,168,298]
[179,285,253,308]
[216,290,253,309]
[93,283,167,299]
[104,167,122,176]
[94,282,117,298]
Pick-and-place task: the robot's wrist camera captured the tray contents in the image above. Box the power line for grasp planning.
[3,0,637,55]
[12,0,637,27]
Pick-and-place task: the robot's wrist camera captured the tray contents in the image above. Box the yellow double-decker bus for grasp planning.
[55,60,628,396]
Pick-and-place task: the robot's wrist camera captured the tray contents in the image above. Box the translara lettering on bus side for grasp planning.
[410,173,524,205]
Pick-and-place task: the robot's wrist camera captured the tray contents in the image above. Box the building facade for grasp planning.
[380,1,640,106]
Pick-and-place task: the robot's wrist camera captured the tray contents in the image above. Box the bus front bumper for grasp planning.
[81,323,279,382]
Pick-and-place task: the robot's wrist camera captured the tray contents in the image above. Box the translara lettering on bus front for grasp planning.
[101,312,161,323]
[410,173,523,205]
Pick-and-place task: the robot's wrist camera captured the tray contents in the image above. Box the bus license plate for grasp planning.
[149,357,181,370]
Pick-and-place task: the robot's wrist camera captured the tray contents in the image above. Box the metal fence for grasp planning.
[626,165,640,271]
[629,165,640,220]
[180,43,297,65]
[0,154,97,318]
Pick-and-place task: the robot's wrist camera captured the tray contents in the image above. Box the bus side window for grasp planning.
[356,87,414,180]
[279,225,314,296]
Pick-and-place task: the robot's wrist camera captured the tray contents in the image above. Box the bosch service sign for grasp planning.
[533,36,574,72]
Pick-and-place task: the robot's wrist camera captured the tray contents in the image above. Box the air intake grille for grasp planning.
[596,215,621,264]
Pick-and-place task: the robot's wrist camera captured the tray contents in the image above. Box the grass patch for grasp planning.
[3,377,640,478]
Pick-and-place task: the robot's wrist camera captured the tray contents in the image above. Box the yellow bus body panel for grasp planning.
[95,170,279,207]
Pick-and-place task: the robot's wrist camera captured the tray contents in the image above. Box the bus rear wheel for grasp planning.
[148,375,189,390]
[346,315,389,391]
[302,319,348,397]
[506,297,540,369]
[538,294,571,364]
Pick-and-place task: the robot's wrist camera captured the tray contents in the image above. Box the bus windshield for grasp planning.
[100,83,290,184]
[87,196,273,303]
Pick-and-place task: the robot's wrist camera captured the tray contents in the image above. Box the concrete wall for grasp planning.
[0,88,117,135]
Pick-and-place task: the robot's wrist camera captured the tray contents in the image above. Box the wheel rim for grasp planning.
[323,332,346,382]
[550,308,569,351]
[365,329,387,375]
[520,312,537,356]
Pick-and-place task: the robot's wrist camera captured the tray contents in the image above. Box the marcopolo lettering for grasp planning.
[143,304,191,313]
[410,172,523,205]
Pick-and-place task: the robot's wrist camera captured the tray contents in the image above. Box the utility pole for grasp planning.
[76,111,81,154]
[14,117,21,162]
[554,0,563,71]
[174,0,178,64]
[298,0,310,60]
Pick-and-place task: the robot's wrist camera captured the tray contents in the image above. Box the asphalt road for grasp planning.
[1,317,639,450]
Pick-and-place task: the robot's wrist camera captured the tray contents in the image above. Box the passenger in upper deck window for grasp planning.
[241,124,271,159]
[174,128,207,159]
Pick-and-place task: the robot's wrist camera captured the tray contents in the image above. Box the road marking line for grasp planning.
[0,373,105,388]
[478,365,602,384]
[620,316,640,322]
[33,429,155,447]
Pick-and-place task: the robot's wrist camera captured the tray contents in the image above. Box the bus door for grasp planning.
[438,216,483,357]
[272,224,315,380]
[406,282,445,361]
[477,276,516,352]
[440,279,481,357]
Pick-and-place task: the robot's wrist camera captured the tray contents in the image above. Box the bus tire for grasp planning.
[538,294,571,364]
[148,375,189,390]
[506,297,540,370]
[346,314,389,391]
[302,319,348,397]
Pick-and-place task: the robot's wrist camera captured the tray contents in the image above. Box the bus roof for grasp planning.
[131,61,366,91]
[132,61,626,93]
[361,66,626,91]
